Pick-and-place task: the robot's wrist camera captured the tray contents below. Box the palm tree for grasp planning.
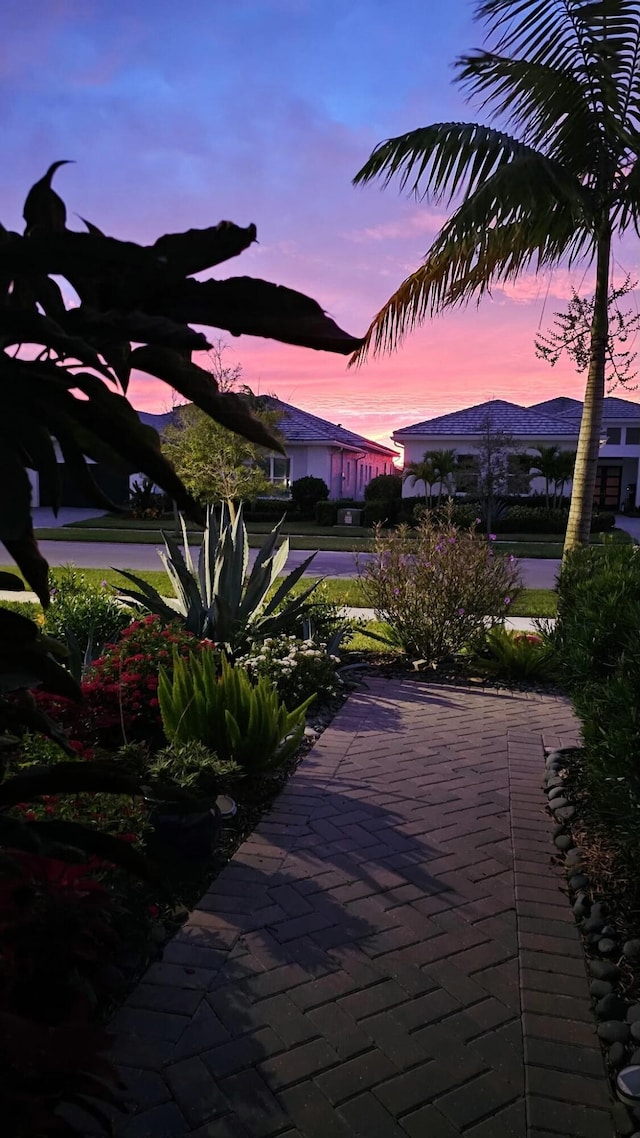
[403,453,437,506]
[352,0,640,554]
[530,444,561,509]
[430,449,458,504]
[552,449,577,508]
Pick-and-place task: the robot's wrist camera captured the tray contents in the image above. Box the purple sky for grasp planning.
[3,0,639,447]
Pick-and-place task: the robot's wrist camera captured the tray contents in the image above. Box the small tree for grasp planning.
[475,415,518,536]
[535,276,640,394]
[402,455,437,506]
[162,399,283,515]
[529,445,561,509]
[429,449,458,505]
[291,476,329,520]
[551,450,576,508]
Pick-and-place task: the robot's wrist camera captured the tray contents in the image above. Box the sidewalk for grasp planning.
[102,679,612,1138]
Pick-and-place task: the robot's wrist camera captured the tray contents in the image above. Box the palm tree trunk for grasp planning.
[563,232,610,555]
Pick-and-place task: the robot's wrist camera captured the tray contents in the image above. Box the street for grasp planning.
[35,540,561,589]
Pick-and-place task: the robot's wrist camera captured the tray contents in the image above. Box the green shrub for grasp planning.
[357,507,522,665]
[145,743,240,797]
[236,635,341,709]
[291,476,329,519]
[553,543,640,805]
[46,566,132,656]
[315,500,338,526]
[364,474,402,502]
[498,506,568,534]
[158,650,314,772]
[362,501,392,527]
[591,511,616,532]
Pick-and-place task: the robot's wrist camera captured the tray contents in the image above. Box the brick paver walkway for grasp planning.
[107,680,613,1138]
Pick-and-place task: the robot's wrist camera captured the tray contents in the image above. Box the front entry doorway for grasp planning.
[594,465,622,509]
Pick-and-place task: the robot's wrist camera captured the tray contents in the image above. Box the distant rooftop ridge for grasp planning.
[137,395,397,456]
[393,398,580,438]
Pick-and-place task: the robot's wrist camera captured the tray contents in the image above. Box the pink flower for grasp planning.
[489,533,496,541]
[504,597,511,605]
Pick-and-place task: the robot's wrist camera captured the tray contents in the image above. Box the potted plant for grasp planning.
[114,742,239,860]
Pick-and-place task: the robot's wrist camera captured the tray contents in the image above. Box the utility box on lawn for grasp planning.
[336,508,362,526]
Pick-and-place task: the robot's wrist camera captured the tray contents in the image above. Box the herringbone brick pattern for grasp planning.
[102,680,613,1137]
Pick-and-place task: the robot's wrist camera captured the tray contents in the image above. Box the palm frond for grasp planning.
[352,137,591,361]
[455,51,601,171]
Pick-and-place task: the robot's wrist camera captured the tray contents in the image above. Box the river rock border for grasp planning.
[544,746,640,1137]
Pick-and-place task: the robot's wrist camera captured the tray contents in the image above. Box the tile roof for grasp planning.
[138,400,397,456]
[530,396,640,422]
[529,397,582,418]
[393,399,579,439]
[258,396,396,455]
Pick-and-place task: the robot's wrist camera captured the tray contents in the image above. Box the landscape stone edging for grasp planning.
[508,724,615,1138]
[542,746,640,1137]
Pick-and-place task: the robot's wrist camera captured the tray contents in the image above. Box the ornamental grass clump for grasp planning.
[358,509,522,666]
[480,627,557,684]
[158,650,314,772]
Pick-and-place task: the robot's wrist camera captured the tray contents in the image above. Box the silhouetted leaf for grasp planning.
[0,762,141,806]
[131,346,286,451]
[62,373,205,522]
[23,161,73,233]
[0,450,33,543]
[66,306,210,351]
[152,221,257,276]
[0,572,24,591]
[2,525,50,607]
[79,216,105,236]
[158,275,364,353]
[0,308,110,375]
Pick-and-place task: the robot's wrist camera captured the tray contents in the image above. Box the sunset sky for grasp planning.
[3,0,640,448]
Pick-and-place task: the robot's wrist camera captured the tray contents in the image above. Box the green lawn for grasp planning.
[36,511,632,559]
[66,513,370,539]
[1,563,558,618]
[34,527,371,552]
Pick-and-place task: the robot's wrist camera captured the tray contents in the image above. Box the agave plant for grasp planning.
[158,649,313,772]
[116,502,322,655]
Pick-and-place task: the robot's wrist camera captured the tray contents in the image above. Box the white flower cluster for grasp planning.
[237,635,340,708]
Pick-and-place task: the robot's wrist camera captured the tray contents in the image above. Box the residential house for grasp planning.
[393,396,640,510]
[254,396,398,499]
[137,398,398,501]
[30,397,398,508]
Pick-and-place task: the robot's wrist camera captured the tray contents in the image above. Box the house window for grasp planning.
[626,427,640,445]
[260,455,291,488]
[507,454,532,494]
[606,427,621,445]
[455,454,479,493]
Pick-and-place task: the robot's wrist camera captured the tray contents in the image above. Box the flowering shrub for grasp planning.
[36,616,207,749]
[45,565,133,656]
[0,846,127,1136]
[236,635,341,709]
[7,732,151,843]
[358,509,522,665]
